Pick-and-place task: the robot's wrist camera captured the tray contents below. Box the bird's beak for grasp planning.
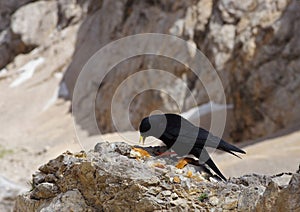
[139,135,145,145]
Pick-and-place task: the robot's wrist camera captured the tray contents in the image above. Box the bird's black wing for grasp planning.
[162,114,202,155]
[164,114,245,157]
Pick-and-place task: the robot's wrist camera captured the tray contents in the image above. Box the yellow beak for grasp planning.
[139,135,145,145]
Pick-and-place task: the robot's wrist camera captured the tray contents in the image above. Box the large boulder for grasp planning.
[11,1,58,47]
[0,0,35,69]
[1,0,300,142]
[14,142,300,211]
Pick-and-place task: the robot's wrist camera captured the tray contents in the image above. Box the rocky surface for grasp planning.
[65,0,300,141]
[0,1,300,211]
[1,0,300,141]
[14,142,300,211]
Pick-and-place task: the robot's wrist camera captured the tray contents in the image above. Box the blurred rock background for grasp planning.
[0,0,300,210]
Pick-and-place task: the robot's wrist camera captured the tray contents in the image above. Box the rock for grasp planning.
[0,0,34,69]
[209,196,219,206]
[0,0,34,31]
[171,192,179,200]
[221,0,300,141]
[256,173,300,211]
[271,173,293,187]
[1,0,299,143]
[11,1,58,47]
[39,190,94,212]
[147,187,162,196]
[0,1,299,209]
[14,142,300,211]
[160,190,172,197]
[30,182,59,199]
[57,0,83,29]
[58,0,300,143]
[0,29,27,70]
[170,198,188,208]
[223,197,238,210]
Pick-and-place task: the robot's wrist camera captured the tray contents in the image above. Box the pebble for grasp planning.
[209,196,219,206]
[170,198,188,207]
[171,192,178,200]
[148,187,162,196]
[161,190,172,196]
[223,197,238,210]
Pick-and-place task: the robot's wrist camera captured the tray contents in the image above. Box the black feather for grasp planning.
[139,113,246,181]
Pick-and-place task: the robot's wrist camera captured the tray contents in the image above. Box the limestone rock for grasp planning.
[30,182,59,200]
[0,0,34,31]
[11,1,58,47]
[0,29,27,69]
[14,142,300,211]
[59,0,300,142]
[2,0,300,142]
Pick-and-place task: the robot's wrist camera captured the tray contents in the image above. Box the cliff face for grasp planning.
[14,142,300,211]
[64,0,300,141]
[1,0,300,142]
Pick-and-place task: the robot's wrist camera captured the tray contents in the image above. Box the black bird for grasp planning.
[139,113,246,181]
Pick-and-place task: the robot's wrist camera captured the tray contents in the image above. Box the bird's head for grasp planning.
[138,115,167,145]
[139,117,151,145]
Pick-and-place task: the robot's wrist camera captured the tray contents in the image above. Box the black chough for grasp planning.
[139,113,246,181]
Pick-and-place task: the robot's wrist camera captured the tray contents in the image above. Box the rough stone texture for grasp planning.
[0,29,27,70]
[11,1,58,47]
[0,0,96,69]
[0,1,299,211]
[14,142,300,211]
[0,0,36,68]
[256,173,300,211]
[217,0,300,141]
[64,0,202,134]
[61,0,300,141]
[1,0,300,141]
[0,0,35,31]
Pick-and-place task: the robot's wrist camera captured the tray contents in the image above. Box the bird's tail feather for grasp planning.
[205,135,246,156]
[198,148,227,181]
[223,149,242,159]
[205,157,227,181]
[218,139,246,155]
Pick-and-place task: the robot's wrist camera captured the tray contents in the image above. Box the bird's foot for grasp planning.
[175,157,202,169]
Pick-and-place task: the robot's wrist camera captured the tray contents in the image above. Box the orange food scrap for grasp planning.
[186,170,193,178]
[152,162,165,169]
[175,158,192,169]
[132,148,151,158]
[173,176,181,183]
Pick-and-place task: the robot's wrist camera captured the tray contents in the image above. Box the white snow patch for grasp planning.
[54,72,63,79]
[181,101,233,120]
[42,72,65,111]
[0,68,8,76]
[42,87,59,111]
[9,57,45,88]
